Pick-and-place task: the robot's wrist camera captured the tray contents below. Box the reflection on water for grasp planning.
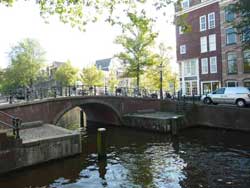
[1,124,250,188]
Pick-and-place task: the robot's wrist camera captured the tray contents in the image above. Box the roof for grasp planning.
[95,58,112,71]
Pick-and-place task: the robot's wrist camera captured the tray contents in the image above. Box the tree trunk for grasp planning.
[136,63,140,89]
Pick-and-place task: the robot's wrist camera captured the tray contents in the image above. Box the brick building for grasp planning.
[176,0,250,96]
[219,0,250,88]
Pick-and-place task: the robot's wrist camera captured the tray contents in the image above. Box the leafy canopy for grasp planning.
[115,12,158,88]
[54,60,79,86]
[1,38,46,92]
[0,0,180,30]
[81,65,104,86]
[231,0,250,49]
[140,44,177,91]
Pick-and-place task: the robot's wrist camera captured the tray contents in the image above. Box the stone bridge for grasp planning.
[0,96,176,126]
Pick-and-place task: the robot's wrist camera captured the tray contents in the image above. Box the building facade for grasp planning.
[176,0,250,96]
[219,0,250,88]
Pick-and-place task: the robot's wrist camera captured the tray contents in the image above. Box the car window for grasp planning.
[214,88,225,94]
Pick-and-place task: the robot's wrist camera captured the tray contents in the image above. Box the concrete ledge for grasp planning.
[21,121,43,129]
[0,124,81,175]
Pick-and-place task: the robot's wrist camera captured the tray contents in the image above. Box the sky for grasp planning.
[0,0,177,70]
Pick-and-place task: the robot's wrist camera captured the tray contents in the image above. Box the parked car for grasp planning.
[201,87,250,107]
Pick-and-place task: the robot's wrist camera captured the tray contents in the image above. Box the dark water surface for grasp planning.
[1,124,250,188]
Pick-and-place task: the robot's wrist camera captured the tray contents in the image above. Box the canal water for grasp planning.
[1,124,250,188]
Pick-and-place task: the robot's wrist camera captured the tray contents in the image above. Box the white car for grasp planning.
[201,87,250,107]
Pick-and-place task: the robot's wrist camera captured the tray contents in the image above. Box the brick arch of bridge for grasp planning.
[0,96,172,127]
[53,100,123,126]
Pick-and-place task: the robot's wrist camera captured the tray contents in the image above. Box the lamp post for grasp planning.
[159,63,163,100]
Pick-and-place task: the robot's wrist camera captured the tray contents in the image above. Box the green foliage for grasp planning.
[1,38,46,92]
[81,65,104,86]
[107,69,119,93]
[140,43,175,91]
[231,0,250,49]
[0,0,176,30]
[115,12,158,88]
[54,60,78,86]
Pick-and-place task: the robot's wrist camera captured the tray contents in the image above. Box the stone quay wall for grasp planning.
[0,130,81,175]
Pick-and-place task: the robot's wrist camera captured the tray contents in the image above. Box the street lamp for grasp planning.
[158,63,163,100]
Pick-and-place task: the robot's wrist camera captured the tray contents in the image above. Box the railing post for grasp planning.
[15,118,20,139]
[68,86,71,96]
[54,87,57,98]
[82,85,84,96]
[12,118,16,136]
[94,86,97,96]
[115,87,117,96]
[192,93,195,105]
[105,85,107,95]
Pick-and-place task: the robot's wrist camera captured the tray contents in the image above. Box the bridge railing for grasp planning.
[1,85,164,104]
[0,111,21,139]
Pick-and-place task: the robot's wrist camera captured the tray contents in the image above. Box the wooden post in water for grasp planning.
[97,128,106,159]
[171,117,179,136]
[80,110,87,129]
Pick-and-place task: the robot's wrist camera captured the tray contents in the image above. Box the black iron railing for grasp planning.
[0,111,21,139]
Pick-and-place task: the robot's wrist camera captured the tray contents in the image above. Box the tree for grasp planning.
[140,44,178,97]
[231,0,250,49]
[3,38,46,92]
[107,69,119,93]
[81,65,104,86]
[54,60,78,86]
[1,0,178,30]
[115,12,158,89]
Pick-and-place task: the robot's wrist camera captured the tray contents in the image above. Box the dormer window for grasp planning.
[181,0,190,9]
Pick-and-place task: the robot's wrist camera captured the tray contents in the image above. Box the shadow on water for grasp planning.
[1,123,250,188]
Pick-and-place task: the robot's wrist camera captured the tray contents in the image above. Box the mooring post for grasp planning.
[97,128,106,159]
[80,110,84,128]
[80,110,87,129]
[171,117,179,136]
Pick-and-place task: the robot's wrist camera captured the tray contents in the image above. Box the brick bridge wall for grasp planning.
[0,96,176,126]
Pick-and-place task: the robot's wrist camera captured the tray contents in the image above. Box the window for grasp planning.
[209,34,216,51]
[179,26,184,35]
[227,52,237,74]
[180,45,186,54]
[181,0,190,9]
[210,56,217,73]
[226,81,238,87]
[192,81,198,95]
[244,80,250,88]
[185,81,198,96]
[226,28,237,45]
[200,36,207,53]
[225,5,235,22]
[200,15,207,32]
[214,88,225,94]
[184,59,197,77]
[201,58,208,74]
[208,12,216,29]
[243,50,250,73]
[185,82,191,95]
[242,27,250,42]
[203,83,211,94]
[202,81,219,94]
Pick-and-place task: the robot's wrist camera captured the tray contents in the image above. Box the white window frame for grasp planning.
[183,59,198,77]
[208,12,216,29]
[200,36,208,53]
[226,81,238,87]
[200,15,207,32]
[181,0,190,9]
[210,56,217,73]
[201,58,208,74]
[180,45,186,54]
[209,34,216,51]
